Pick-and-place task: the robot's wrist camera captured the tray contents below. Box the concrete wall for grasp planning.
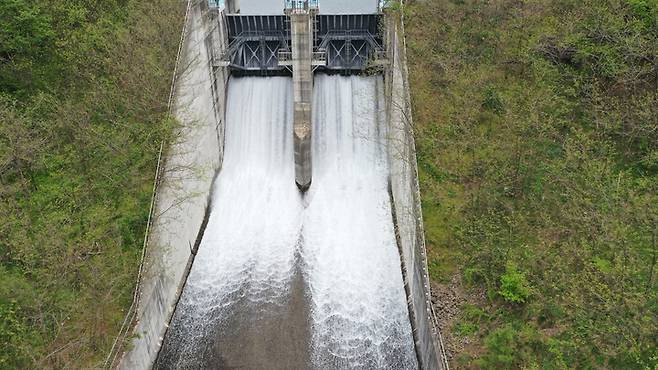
[291,12,313,190]
[384,16,449,370]
[320,0,379,14]
[116,2,229,369]
[231,0,379,15]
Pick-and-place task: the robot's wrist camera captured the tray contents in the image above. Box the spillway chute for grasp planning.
[155,75,417,369]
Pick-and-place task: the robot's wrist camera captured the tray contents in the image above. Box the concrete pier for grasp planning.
[288,5,314,190]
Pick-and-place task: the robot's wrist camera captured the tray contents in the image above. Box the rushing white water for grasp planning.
[157,77,304,367]
[303,75,417,368]
[158,75,417,369]
[184,76,302,309]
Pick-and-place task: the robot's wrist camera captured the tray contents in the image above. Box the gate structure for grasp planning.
[219,1,387,189]
[317,14,384,70]
[221,7,385,72]
[224,15,289,71]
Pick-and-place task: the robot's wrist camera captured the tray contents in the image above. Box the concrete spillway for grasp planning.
[116,3,444,368]
[155,77,309,368]
[155,75,416,368]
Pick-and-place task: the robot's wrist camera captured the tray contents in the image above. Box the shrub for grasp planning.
[499,262,532,304]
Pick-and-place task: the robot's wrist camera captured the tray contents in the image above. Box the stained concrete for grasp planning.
[320,0,379,14]
[291,11,313,190]
[384,14,448,370]
[116,3,229,369]
[235,0,379,15]
[155,265,312,369]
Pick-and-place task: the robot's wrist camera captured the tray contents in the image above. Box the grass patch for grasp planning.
[405,0,658,368]
[0,0,185,367]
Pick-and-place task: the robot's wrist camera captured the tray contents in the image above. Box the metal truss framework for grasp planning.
[222,14,385,72]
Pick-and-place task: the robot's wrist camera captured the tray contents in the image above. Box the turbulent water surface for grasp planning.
[304,75,417,368]
[156,75,417,369]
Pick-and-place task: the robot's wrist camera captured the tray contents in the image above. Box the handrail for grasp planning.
[102,0,193,368]
[220,31,289,62]
[319,30,385,51]
[284,0,319,14]
[277,50,327,64]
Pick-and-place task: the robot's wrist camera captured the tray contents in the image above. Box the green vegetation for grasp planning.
[405,0,657,368]
[0,0,184,367]
[498,262,532,304]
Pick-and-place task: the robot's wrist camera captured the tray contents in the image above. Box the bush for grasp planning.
[0,0,184,367]
[0,299,28,368]
[478,325,517,368]
[499,262,532,304]
[482,86,505,115]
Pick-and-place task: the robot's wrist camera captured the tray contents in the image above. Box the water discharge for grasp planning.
[304,75,417,368]
[157,75,417,369]
[156,77,309,369]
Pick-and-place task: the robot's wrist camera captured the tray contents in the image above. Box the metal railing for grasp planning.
[278,50,292,62]
[284,0,319,13]
[277,50,327,67]
[102,0,193,368]
[319,30,385,54]
[220,30,289,60]
[313,50,327,62]
[285,0,320,13]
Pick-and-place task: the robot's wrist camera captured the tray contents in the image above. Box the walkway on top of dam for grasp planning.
[238,0,380,14]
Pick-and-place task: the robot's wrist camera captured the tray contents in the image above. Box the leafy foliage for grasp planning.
[0,0,54,59]
[498,263,531,304]
[405,0,657,368]
[0,298,29,368]
[0,0,184,367]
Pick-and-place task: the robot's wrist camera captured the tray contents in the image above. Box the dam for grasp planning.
[109,1,446,369]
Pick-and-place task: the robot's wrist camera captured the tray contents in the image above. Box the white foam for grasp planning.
[163,75,417,369]
[189,76,302,308]
[303,75,417,368]
[166,77,303,362]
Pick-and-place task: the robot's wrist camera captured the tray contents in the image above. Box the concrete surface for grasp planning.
[291,11,313,190]
[320,0,379,14]
[155,268,312,369]
[116,3,229,369]
[384,15,448,370]
[234,0,379,15]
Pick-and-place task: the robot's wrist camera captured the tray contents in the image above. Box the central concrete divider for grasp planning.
[289,7,314,190]
[116,2,229,368]
[384,14,450,370]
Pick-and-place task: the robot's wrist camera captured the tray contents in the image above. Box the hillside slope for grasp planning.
[405,0,657,368]
[0,0,184,367]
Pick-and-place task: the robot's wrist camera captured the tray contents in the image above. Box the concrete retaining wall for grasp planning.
[384,16,449,370]
[116,2,229,369]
